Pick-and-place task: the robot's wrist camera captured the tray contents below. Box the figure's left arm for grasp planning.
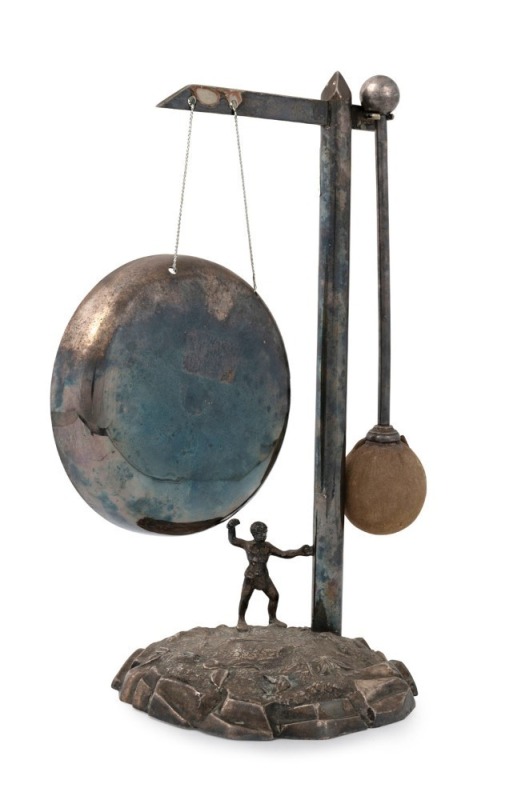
[269,543,314,559]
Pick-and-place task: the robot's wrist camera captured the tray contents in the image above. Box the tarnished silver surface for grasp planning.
[360,75,400,116]
[51,255,290,534]
[112,626,417,740]
[159,83,378,131]
[312,72,352,635]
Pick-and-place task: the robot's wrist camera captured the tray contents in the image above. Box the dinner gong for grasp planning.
[53,72,425,742]
[51,254,290,534]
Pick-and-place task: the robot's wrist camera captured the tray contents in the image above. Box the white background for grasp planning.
[2,1,508,798]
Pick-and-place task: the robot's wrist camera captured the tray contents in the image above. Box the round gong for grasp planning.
[51,255,290,534]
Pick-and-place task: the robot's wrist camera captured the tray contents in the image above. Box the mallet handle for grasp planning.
[375,115,391,426]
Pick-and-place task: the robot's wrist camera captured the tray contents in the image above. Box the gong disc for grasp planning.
[51,255,290,534]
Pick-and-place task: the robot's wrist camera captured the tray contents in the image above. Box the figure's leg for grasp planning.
[237,580,254,631]
[265,580,287,628]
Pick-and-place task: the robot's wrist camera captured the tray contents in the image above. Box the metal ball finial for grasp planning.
[360,75,400,116]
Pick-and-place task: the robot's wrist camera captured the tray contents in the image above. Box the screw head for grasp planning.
[360,75,400,116]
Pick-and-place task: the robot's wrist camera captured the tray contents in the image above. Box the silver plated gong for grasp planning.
[51,255,290,534]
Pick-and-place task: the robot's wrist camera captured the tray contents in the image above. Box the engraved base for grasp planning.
[112,626,417,740]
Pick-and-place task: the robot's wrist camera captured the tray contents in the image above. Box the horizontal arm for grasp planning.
[157,85,376,131]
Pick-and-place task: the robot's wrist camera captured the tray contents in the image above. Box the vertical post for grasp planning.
[312,72,352,634]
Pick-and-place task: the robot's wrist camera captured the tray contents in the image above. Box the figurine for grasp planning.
[227,518,314,631]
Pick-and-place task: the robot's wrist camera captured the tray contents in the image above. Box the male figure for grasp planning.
[227,518,313,632]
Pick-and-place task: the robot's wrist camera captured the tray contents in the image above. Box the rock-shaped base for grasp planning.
[112,626,417,740]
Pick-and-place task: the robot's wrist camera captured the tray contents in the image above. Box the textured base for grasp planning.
[112,626,417,740]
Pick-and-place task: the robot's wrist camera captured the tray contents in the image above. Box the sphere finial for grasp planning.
[360,75,400,115]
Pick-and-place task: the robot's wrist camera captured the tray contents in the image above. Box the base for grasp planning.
[112,625,417,740]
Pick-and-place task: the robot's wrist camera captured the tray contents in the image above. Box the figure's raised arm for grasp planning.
[227,518,248,548]
[269,543,314,559]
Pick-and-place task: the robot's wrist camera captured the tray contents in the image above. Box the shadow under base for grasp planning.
[112,625,417,740]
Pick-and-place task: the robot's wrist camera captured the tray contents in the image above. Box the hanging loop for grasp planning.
[230,99,257,292]
[170,95,196,275]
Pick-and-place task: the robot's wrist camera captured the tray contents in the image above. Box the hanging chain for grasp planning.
[230,100,257,292]
[170,95,196,275]
[171,95,257,290]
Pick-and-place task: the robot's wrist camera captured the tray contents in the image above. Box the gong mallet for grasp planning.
[344,76,426,535]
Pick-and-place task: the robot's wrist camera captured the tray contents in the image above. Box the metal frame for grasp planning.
[160,71,384,635]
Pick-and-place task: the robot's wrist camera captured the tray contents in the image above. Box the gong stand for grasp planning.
[111,71,419,740]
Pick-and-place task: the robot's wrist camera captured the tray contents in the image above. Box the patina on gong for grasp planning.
[51,255,290,534]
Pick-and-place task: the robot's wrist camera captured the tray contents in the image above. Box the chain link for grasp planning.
[170,95,196,275]
[230,100,257,292]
